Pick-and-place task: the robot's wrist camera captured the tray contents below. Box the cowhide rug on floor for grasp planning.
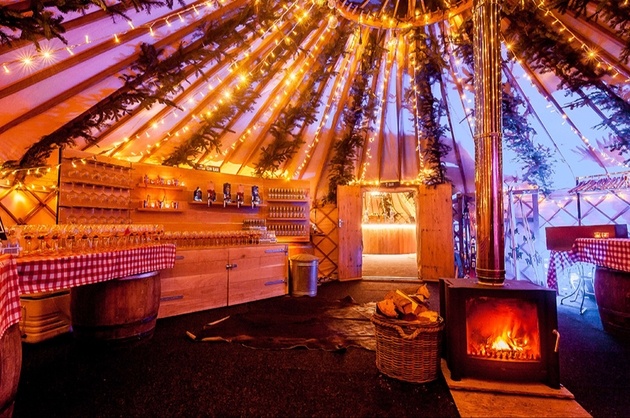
[186,296,377,351]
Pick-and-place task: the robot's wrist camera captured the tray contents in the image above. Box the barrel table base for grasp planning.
[0,324,22,418]
[70,271,161,344]
[594,266,630,339]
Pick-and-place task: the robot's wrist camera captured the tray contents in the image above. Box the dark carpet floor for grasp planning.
[13,279,630,418]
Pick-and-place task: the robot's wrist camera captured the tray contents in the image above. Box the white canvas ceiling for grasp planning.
[1,0,629,200]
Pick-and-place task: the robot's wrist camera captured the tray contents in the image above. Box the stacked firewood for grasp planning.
[376,284,439,323]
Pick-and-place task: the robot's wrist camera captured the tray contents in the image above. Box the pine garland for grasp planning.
[2,41,199,177]
[551,0,630,62]
[325,29,382,204]
[253,23,351,178]
[407,27,451,186]
[1,2,263,175]
[0,0,182,49]
[502,83,556,195]
[164,2,321,168]
[503,6,630,164]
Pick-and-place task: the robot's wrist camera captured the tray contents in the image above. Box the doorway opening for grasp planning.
[361,189,419,280]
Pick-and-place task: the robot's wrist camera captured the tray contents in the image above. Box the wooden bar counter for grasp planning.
[362,223,417,254]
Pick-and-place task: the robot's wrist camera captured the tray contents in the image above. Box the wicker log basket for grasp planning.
[371,312,444,383]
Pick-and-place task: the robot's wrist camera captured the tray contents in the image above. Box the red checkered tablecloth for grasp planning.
[547,238,630,290]
[0,254,21,339]
[17,244,176,295]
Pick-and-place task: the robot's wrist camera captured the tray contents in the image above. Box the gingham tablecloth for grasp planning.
[547,238,630,290]
[17,244,176,295]
[0,254,21,339]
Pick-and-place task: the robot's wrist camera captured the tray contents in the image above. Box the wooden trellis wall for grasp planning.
[505,186,630,287]
[310,203,339,280]
[0,177,59,229]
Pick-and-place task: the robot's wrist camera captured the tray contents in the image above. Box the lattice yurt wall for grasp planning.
[505,173,630,289]
[0,161,59,230]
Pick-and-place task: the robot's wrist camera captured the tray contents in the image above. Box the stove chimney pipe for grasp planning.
[473,0,505,286]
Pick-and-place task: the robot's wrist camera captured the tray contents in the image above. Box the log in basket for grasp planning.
[371,313,444,383]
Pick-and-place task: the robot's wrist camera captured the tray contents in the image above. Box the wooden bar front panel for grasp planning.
[228,245,288,306]
[158,248,229,318]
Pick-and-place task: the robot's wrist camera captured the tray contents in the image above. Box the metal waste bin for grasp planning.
[289,254,319,297]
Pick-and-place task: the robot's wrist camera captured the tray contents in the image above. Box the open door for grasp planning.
[337,185,363,281]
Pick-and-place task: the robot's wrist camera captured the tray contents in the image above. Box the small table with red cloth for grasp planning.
[0,244,176,338]
[547,238,630,338]
[0,255,21,418]
[16,243,176,295]
[0,254,20,339]
[547,238,630,290]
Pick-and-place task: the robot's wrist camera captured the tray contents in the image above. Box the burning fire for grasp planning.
[466,297,541,361]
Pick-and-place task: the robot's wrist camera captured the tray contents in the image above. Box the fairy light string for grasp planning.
[104,1,312,164]
[0,0,226,76]
[103,2,305,162]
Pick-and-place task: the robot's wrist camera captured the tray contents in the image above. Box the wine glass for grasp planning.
[21,225,36,256]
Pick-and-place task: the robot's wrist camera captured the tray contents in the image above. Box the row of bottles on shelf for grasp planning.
[193,183,262,207]
[267,188,308,200]
[142,195,180,210]
[242,219,267,230]
[268,206,307,219]
[143,174,183,188]
[268,224,309,237]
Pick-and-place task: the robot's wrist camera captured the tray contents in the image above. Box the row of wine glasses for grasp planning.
[160,229,276,248]
[64,160,131,188]
[61,183,130,208]
[4,224,165,257]
[63,208,130,225]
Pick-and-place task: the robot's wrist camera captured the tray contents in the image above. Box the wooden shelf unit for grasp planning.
[265,190,311,243]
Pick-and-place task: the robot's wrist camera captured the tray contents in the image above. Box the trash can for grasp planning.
[289,254,319,297]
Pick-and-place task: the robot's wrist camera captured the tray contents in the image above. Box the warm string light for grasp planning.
[0,163,61,191]
[409,32,424,175]
[359,32,396,183]
[292,26,354,179]
[107,11,303,160]
[505,43,630,170]
[334,0,472,30]
[218,24,333,169]
[0,0,222,76]
[108,4,309,162]
[531,0,630,83]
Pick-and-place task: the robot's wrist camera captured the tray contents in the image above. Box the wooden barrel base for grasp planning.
[1,324,22,418]
[594,266,630,339]
[70,271,161,345]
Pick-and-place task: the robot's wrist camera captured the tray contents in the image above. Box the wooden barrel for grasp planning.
[594,266,630,339]
[70,271,161,344]
[0,324,22,418]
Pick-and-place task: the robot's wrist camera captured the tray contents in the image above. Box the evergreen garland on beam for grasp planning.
[2,2,264,176]
[0,0,183,49]
[503,6,630,164]
[502,83,556,195]
[407,27,450,186]
[164,2,318,168]
[326,29,381,204]
[2,41,202,179]
[254,22,352,178]
[551,0,630,62]
[452,18,556,193]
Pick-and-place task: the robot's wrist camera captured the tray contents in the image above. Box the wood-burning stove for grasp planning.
[440,278,560,388]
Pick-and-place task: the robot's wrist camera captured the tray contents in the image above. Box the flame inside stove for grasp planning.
[466,296,541,361]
